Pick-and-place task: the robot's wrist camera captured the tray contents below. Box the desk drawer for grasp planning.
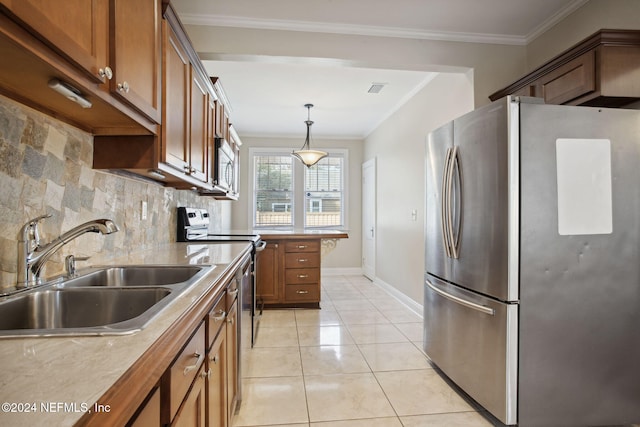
[284,240,320,253]
[285,252,320,268]
[285,284,320,302]
[285,268,320,284]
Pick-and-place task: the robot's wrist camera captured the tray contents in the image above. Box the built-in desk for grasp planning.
[255,231,348,308]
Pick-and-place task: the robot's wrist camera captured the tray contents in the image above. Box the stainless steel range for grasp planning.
[177,207,265,349]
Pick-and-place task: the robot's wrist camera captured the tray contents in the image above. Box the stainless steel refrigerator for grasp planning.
[424,96,640,426]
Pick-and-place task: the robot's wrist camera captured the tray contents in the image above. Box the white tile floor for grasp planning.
[233,275,496,427]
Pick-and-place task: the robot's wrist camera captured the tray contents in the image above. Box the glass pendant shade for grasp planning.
[292,104,327,167]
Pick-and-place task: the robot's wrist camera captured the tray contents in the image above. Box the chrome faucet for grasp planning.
[17,215,119,288]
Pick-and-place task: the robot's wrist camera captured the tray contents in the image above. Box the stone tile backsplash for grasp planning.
[0,95,224,290]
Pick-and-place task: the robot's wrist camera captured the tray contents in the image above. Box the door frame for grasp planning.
[362,158,376,280]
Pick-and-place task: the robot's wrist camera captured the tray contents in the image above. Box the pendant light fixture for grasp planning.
[292,103,327,167]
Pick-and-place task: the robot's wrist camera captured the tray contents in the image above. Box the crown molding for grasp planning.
[525,0,590,43]
[180,13,528,46]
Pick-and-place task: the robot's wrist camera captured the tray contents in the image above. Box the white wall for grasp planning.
[363,71,474,305]
[232,136,363,270]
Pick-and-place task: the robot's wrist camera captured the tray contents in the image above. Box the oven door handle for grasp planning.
[255,240,267,252]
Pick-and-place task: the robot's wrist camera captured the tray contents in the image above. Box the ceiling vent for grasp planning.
[367,82,387,94]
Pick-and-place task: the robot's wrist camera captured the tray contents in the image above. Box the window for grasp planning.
[304,155,344,228]
[251,148,347,229]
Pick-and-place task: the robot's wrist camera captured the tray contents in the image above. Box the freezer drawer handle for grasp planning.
[426,280,495,316]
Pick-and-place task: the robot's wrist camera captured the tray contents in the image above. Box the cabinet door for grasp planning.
[162,20,189,172]
[111,0,161,123]
[172,367,206,427]
[536,50,595,105]
[0,0,109,83]
[225,300,238,425]
[129,387,160,427]
[207,327,228,427]
[256,242,280,304]
[189,68,208,183]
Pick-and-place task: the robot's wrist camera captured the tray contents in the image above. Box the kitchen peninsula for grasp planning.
[256,230,348,308]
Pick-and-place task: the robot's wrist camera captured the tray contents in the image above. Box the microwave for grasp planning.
[214,137,235,193]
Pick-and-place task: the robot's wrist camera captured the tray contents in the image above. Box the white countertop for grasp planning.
[0,242,251,427]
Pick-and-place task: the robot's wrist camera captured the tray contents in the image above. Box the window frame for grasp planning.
[249,147,348,230]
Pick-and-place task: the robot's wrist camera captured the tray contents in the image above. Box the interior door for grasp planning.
[361,158,376,280]
[425,122,453,280]
[451,100,511,301]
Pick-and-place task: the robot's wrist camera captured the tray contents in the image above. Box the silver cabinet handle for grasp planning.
[228,288,238,297]
[200,369,211,380]
[297,245,307,249]
[297,274,309,278]
[209,353,220,364]
[211,310,226,321]
[426,280,494,315]
[183,352,205,375]
[227,317,234,325]
[296,290,309,294]
[297,258,308,263]
[117,81,130,93]
[98,66,113,80]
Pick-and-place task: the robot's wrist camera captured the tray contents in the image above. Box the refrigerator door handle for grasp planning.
[441,147,453,257]
[446,146,460,259]
[426,279,495,316]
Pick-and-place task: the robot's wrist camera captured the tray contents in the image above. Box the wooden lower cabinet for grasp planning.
[255,241,281,304]
[206,326,227,427]
[128,387,161,427]
[139,275,241,427]
[172,367,206,427]
[225,299,239,422]
[256,238,321,308]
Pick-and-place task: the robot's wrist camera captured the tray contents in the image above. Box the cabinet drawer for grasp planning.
[285,252,320,268]
[207,292,226,349]
[284,240,320,253]
[164,322,206,423]
[285,268,320,284]
[285,284,320,302]
[226,277,239,310]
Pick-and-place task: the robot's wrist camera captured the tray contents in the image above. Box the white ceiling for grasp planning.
[171,0,586,139]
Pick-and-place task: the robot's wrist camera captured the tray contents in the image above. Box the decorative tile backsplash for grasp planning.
[0,95,224,290]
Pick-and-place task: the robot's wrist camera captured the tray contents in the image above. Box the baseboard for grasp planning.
[321,267,363,276]
[372,277,424,318]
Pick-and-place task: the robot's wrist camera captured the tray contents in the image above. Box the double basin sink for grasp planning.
[0,265,212,338]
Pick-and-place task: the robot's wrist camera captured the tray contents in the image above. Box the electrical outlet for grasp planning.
[141,201,148,220]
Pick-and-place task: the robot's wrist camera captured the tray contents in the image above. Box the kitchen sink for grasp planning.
[62,265,205,287]
[0,288,171,337]
[0,265,214,338]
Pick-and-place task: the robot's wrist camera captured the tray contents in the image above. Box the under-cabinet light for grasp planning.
[48,78,92,109]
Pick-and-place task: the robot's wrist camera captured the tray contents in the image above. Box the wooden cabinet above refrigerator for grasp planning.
[490,30,640,107]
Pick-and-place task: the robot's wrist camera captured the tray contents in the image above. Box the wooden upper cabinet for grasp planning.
[537,50,596,105]
[0,0,109,83]
[490,30,640,107]
[189,68,209,183]
[162,18,189,173]
[110,0,162,123]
